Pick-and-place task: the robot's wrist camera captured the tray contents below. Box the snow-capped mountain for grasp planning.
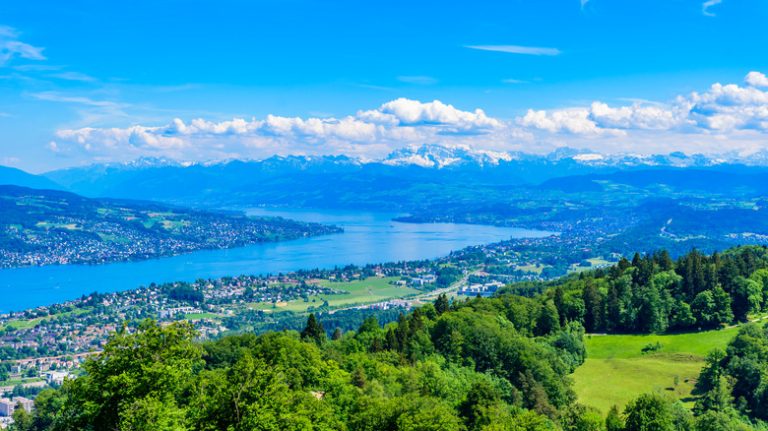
[382,144,516,168]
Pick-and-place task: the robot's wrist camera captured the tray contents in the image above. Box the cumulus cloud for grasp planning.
[0,26,45,67]
[519,72,768,136]
[746,71,768,88]
[465,45,561,56]
[50,98,506,162]
[48,72,768,163]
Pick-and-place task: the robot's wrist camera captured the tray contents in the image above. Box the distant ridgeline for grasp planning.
[0,185,341,268]
[502,245,768,334]
[10,245,768,430]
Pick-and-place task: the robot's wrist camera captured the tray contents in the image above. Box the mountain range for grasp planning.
[2,145,767,214]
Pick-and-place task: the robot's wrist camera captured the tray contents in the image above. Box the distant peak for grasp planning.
[382,144,514,168]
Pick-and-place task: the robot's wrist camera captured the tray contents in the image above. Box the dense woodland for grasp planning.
[10,295,588,431]
[502,246,768,335]
[10,246,768,430]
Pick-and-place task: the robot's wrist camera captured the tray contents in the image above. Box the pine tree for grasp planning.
[301,313,326,344]
[435,293,450,315]
[655,250,674,272]
[582,283,603,333]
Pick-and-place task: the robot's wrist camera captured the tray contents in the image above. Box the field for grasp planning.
[0,308,91,332]
[251,277,420,313]
[568,257,613,273]
[572,327,741,413]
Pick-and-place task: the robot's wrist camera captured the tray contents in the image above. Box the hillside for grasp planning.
[0,166,62,190]
[0,185,341,268]
[6,245,768,429]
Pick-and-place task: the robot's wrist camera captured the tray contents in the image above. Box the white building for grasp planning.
[0,399,14,417]
[13,397,33,413]
[45,371,72,385]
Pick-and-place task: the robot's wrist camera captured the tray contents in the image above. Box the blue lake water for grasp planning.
[0,208,551,313]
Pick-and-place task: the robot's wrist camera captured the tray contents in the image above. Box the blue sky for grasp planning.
[1,0,768,171]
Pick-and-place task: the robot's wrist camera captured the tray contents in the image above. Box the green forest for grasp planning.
[11,246,768,430]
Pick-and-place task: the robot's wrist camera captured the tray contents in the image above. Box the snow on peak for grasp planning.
[383,144,514,168]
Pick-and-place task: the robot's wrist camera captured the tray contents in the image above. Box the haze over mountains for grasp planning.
[7,144,756,211]
[0,166,63,191]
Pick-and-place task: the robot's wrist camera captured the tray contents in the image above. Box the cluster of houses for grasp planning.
[158,306,201,319]
[0,396,33,416]
[0,396,33,428]
[459,280,505,296]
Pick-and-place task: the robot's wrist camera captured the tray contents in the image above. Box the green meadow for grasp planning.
[0,308,91,332]
[573,326,742,413]
[251,277,419,313]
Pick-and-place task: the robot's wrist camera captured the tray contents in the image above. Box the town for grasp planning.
[0,230,623,426]
[0,185,342,268]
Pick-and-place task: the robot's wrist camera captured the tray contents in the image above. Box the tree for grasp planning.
[554,286,566,326]
[561,404,604,431]
[655,250,674,272]
[536,301,561,336]
[397,398,464,431]
[624,393,676,431]
[10,407,33,431]
[358,315,379,334]
[694,410,752,431]
[435,293,450,315]
[42,320,202,431]
[669,300,696,330]
[605,405,624,431]
[731,276,762,322]
[332,327,343,340]
[692,290,719,329]
[458,381,500,430]
[711,286,734,326]
[749,269,768,310]
[300,313,326,344]
[582,283,603,333]
[635,286,667,333]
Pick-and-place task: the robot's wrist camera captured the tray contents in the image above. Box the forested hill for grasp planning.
[11,245,768,430]
[12,296,589,430]
[0,185,341,268]
[502,245,768,334]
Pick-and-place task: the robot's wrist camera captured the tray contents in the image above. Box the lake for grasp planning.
[0,208,552,313]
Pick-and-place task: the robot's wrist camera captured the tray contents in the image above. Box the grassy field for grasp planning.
[569,257,613,274]
[573,327,741,413]
[183,312,222,321]
[515,264,546,275]
[0,308,91,332]
[0,377,43,387]
[250,277,419,313]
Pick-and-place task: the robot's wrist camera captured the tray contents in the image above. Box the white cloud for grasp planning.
[746,71,768,88]
[48,71,768,163]
[518,73,768,136]
[0,26,45,67]
[465,45,561,56]
[31,91,122,108]
[360,98,501,130]
[50,98,506,162]
[702,0,723,17]
[50,71,96,82]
